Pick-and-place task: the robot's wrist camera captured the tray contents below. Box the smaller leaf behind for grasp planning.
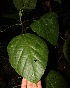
[13,0,23,10]
[30,12,59,46]
[63,36,70,61]
[13,0,37,11]
[23,0,37,10]
[45,70,69,88]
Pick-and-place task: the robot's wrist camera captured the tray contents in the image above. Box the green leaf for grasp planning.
[63,36,70,60]
[30,12,59,46]
[13,0,37,10]
[54,0,61,4]
[13,0,24,10]
[45,70,69,88]
[7,33,48,83]
[23,0,37,10]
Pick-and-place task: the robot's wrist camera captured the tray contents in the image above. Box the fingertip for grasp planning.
[21,78,27,88]
[32,83,37,88]
[37,80,41,85]
[27,80,33,87]
[37,80,42,88]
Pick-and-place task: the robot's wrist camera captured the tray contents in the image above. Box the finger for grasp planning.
[32,83,37,88]
[21,78,27,88]
[37,80,42,88]
[27,80,33,88]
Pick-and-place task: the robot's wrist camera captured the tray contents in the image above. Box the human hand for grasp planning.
[21,78,42,88]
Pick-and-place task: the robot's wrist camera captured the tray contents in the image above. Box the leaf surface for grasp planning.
[30,12,59,46]
[13,0,23,10]
[63,36,70,60]
[45,70,69,88]
[13,0,37,10]
[7,33,48,83]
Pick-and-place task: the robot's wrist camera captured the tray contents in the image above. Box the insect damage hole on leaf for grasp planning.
[34,60,37,62]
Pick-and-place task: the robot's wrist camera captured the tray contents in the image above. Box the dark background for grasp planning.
[0,0,70,88]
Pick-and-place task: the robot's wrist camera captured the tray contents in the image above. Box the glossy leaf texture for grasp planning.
[63,36,70,60]
[30,12,59,46]
[7,33,48,83]
[13,0,37,10]
[45,70,69,88]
